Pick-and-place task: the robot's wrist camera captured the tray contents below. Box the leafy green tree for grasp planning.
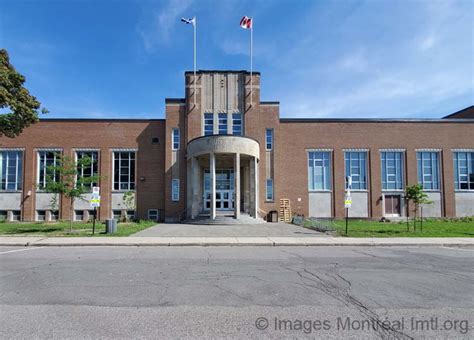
[405,184,432,231]
[0,49,48,138]
[43,154,100,232]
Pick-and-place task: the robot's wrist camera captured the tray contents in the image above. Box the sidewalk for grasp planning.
[0,236,473,247]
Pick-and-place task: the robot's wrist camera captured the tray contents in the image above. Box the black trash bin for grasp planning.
[268,210,278,223]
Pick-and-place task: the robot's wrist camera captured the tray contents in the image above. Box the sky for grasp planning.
[1,0,473,119]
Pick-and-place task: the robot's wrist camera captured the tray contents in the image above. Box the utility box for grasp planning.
[105,219,117,234]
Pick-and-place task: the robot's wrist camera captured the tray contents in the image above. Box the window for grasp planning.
[74,210,84,221]
[151,137,160,144]
[113,210,122,220]
[218,113,228,135]
[76,151,98,189]
[36,210,46,221]
[0,211,6,221]
[172,179,180,201]
[11,210,21,221]
[266,179,274,201]
[172,128,180,150]
[113,151,136,191]
[37,151,60,189]
[127,210,135,220]
[454,151,474,190]
[204,113,214,136]
[0,151,23,191]
[308,151,331,190]
[148,209,159,221]
[266,129,273,150]
[344,151,367,190]
[417,151,440,190]
[381,151,404,190]
[51,210,59,221]
[232,113,242,135]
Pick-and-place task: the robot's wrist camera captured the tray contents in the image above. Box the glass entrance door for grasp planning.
[204,169,234,211]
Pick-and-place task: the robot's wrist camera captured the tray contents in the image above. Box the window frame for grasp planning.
[204,112,214,136]
[218,113,228,135]
[265,128,273,151]
[112,151,136,192]
[416,151,440,191]
[148,209,159,221]
[172,128,180,150]
[172,178,180,201]
[75,150,99,191]
[232,113,242,136]
[307,150,332,191]
[453,151,474,191]
[380,151,405,191]
[0,150,23,192]
[37,150,61,191]
[344,150,368,190]
[266,178,274,202]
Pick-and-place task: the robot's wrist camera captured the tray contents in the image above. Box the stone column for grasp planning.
[234,153,241,219]
[210,152,216,219]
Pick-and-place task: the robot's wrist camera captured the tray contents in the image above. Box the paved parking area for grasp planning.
[131,222,329,237]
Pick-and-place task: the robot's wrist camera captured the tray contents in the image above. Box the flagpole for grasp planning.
[250,18,253,106]
[193,17,197,107]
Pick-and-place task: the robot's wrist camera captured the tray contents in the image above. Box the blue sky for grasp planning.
[1,0,472,119]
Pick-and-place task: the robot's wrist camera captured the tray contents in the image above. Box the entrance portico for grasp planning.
[187,135,260,220]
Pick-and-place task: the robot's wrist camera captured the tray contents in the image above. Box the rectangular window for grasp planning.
[381,151,404,190]
[37,151,60,189]
[308,151,331,190]
[74,210,84,221]
[0,151,23,191]
[266,129,273,150]
[148,209,159,221]
[417,151,440,190]
[266,179,274,201]
[345,151,367,190]
[36,210,46,221]
[232,113,242,135]
[453,151,474,190]
[218,113,228,135]
[113,151,136,191]
[0,210,7,221]
[76,151,98,189]
[172,128,180,150]
[172,179,180,201]
[204,113,214,136]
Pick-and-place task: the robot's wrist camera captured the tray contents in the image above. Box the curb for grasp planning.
[0,237,473,247]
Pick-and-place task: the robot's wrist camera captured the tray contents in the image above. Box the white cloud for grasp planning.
[137,0,194,51]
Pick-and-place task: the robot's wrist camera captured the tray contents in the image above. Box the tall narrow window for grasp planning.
[37,151,60,189]
[172,179,180,201]
[218,113,228,135]
[344,151,367,190]
[113,151,136,191]
[266,129,273,150]
[76,151,99,189]
[417,151,440,190]
[172,128,180,150]
[308,151,331,190]
[381,151,404,190]
[204,113,214,136]
[0,151,23,191]
[266,179,274,201]
[453,151,474,190]
[232,113,242,136]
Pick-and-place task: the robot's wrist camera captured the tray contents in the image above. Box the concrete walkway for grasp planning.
[131,222,327,237]
[0,236,472,247]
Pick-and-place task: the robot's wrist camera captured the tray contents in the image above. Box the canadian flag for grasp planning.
[240,16,252,29]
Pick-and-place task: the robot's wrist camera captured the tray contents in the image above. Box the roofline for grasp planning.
[184,70,260,75]
[260,101,280,105]
[280,118,474,123]
[39,118,165,122]
[442,105,474,119]
[165,98,185,103]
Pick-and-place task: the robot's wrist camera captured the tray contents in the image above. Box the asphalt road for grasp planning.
[1,246,473,339]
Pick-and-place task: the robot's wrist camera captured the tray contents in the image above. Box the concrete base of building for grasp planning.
[184,213,266,225]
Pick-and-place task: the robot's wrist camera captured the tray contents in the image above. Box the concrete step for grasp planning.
[184,213,266,225]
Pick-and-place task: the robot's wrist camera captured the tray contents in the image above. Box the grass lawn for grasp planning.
[0,220,156,237]
[319,218,474,237]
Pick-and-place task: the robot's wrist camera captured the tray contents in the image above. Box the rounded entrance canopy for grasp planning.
[187,135,260,159]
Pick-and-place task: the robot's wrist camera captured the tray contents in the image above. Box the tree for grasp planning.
[118,191,136,222]
[0,49,48,138]
[405,184,432,232]
[42,154,100,232]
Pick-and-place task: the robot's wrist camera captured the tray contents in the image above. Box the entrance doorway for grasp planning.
[203,169,234,211]
[384,195,401,216]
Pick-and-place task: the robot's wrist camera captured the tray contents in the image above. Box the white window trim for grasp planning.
[148,209,159,221]
[203,112,214,136]
[0,150,23,192]
[112,150,136,192]
[266,128,274,151]
[266,178,274,201]
[380,150,405,192]
[307,150,332,192]
[172,179,180,201]
[417,151,441,191]
[172,128,180,150]
[453,151,474,191]
[36,150,60,191]
[344,150,368,191]
[75,150,99,191]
